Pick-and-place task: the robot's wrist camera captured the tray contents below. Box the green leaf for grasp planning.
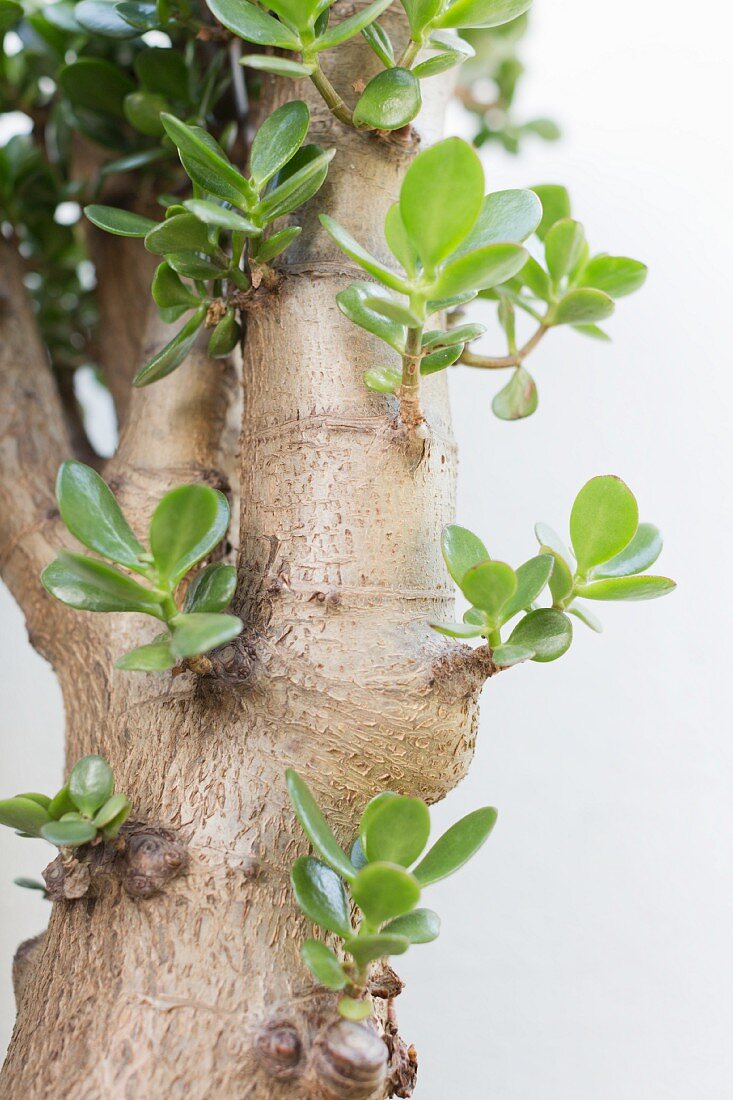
[165,254,226,280]
[570,475,639,573]
[545,218,586,283]
[291,857,352,937]
[152,263,199,311]
[566,603,603,633]
[353,68,422,132]
[343,934,410,967]
[361,796,430,867]
[124,91,168,136]
[208,312,241,359]
[384,203,418,276]
[93,793,131,838]
[534,522,574,566]
[491,643,535,666]
[431,243,527,298]
[573,323,611,341]
[0,2,22,33]
[420,343,462,374]
[359,791,399,843]
[402,0,442,36]
[58,59,134,118]
[316,0,393,49]
[454,189,542,255]
[182,200,258,234]
[338,996,372,1021]
[553,288,615,326]
[40,818,97,848]
[48,786,75,820]
[84,205,157,238]
[508,608,573,662]
[169,612,242,658]
[69,755,114,816]
[17,793,51,810]
[115,636,176,671]
[518,256,551,301]
[116,2,159,31]
[13,878,47,892]
[593,522,662,578]
[133,48,188,100]
[363,296,420,327]
[150,484,230,589]
[161,115,253,208]
[575,575,676,601]
[492,365,538,420]
[362,22,395,67]
[363,366,402,394]
[266,0,319,29]
[351,837,368,870]
[249,101,310,189]
[413,807,497,885]
[501,554,553,622]
[336,282,406,352]
[460,560,517,620]
[301,941,348,990]
[412,49,463,79]
[257,147,334,221]
[441,524,490,585]
[423,323,486,348]
[430,620,485,639]
[320,215,410,294]
[133,306,207,386]
[286,769,356,882]
[256,226,302,263]
[382,908,440,944]
[437,0,533,28]
[144,214,213,257]
[56,461,146,571]
[532,184,571,239]
[76,0,140,36]
[579,255,648,299]
[183,563,236,613]
[206,0,302,48]
[351,862,420,924]
[400,137,484,269]
[42,551,165,617]
[0,797,51,837]
[241,55,314,78]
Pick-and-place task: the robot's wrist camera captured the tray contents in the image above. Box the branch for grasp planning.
[0,237,72,641]
[460,323,548,370]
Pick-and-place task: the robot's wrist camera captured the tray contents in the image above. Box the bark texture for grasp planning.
[0,7,492,1097]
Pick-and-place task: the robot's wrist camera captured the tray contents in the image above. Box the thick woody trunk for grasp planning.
[0,8,492,1097]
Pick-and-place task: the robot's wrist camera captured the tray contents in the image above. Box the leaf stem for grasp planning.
[398,37,423,68]
[309,62,355,128]
[460,323,549,370]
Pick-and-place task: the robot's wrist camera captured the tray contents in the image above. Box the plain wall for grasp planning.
[1,0,730,1095]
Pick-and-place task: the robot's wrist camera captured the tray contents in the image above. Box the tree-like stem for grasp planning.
[460,323,549,370]
[398,37,422,68]
[399,325,426,429]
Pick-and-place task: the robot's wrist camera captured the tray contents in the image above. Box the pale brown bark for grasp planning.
[0,8,492,1097]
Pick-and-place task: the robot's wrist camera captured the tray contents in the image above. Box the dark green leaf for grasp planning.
[42,551,165,617]
[165,254,226,280]
[115,1,159,30]
[250,100,310,188]
[492,365,538,420]
[145,214,214,257]
[152,263,200,311]
[421,343,462,374]
[413,807,497,885]
[169,612,242,658]
[570,475,639,573]
[315,0,393,49]
[362,21,395,66]
[0,2,22,33]
[258,147,334,221]
[93,793,131,838]
[353,68,422,131]
[134,47,188,100]
[149,484,229,588]
[84,205,157,238]
[291,857,352,936]
[40,818,97,848]
[351,862,420,924]
[115,636,176,671]
[48,786,75,819]
[301,940,348,990]
[161,115,253,208]
[183,563,236,613]
[320,215,409,293]
[75,0,140,37]
[256,226,302,263]
[241,55,314,78]
[0,797,51,837]
[343,934,410,966]
[400,137,484,269]
[57,59,134,118]
[133,306,207,386]
[208,312,241,358]
[124,91,168,136]
[69,755,114,816]
[361,795,430,867]
[508,608,573,662]
[182,200,258,234]
[286,769,356,881]
[56,461,146,570]
[441,524,490,585]
[337,282,406,352]
[575,575,676,601]
[382,908,440,943]
[13,878,47,892]
[206,0,302,48]
[593,522,662,578]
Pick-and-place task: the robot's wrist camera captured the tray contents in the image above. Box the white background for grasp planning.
[1,1,731,1096]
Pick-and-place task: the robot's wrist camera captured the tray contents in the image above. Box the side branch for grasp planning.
[0,237,72,642]
[460,323,548,370]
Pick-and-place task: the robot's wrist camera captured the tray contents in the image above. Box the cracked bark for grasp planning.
[0,6,492,1097]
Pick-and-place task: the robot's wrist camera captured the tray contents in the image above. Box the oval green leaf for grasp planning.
[382,908,441,943]
[400,137,484,269]
[361,795,430,867]
[592,522,662,578]
[508,607,573,662]
[84,204,157,238]
[250,100,310,187]
[286,769,356,882]
[351,862,420,924]
[169,612,242,658]
[42,551,165,617]
[149,484,230,589]
[69,754,114,816]
[570,475,639,573]
[56,460,145,570]
[460,560,517,620]
[343,933,410,967]
[40,818,97,848]
[441,524,490,585]
[353,68,422,132]
[291,856,352,937]
[301,940,348,990]
[413,807,497,886]
[183,563,237,614]
[575,575,676,602]
[0,797,51,837]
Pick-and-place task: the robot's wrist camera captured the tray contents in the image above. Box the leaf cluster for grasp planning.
[41,460,241,670]
[0,754,130,849]
[85,101,332,384]
[432,475,675,663]
[286,770,496,1020]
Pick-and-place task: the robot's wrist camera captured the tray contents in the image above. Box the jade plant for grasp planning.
[432,475,675,663]
[41,460,241,670]
[287,770,496,1019]
[0,0,677,1094]
[0,755,130,850]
